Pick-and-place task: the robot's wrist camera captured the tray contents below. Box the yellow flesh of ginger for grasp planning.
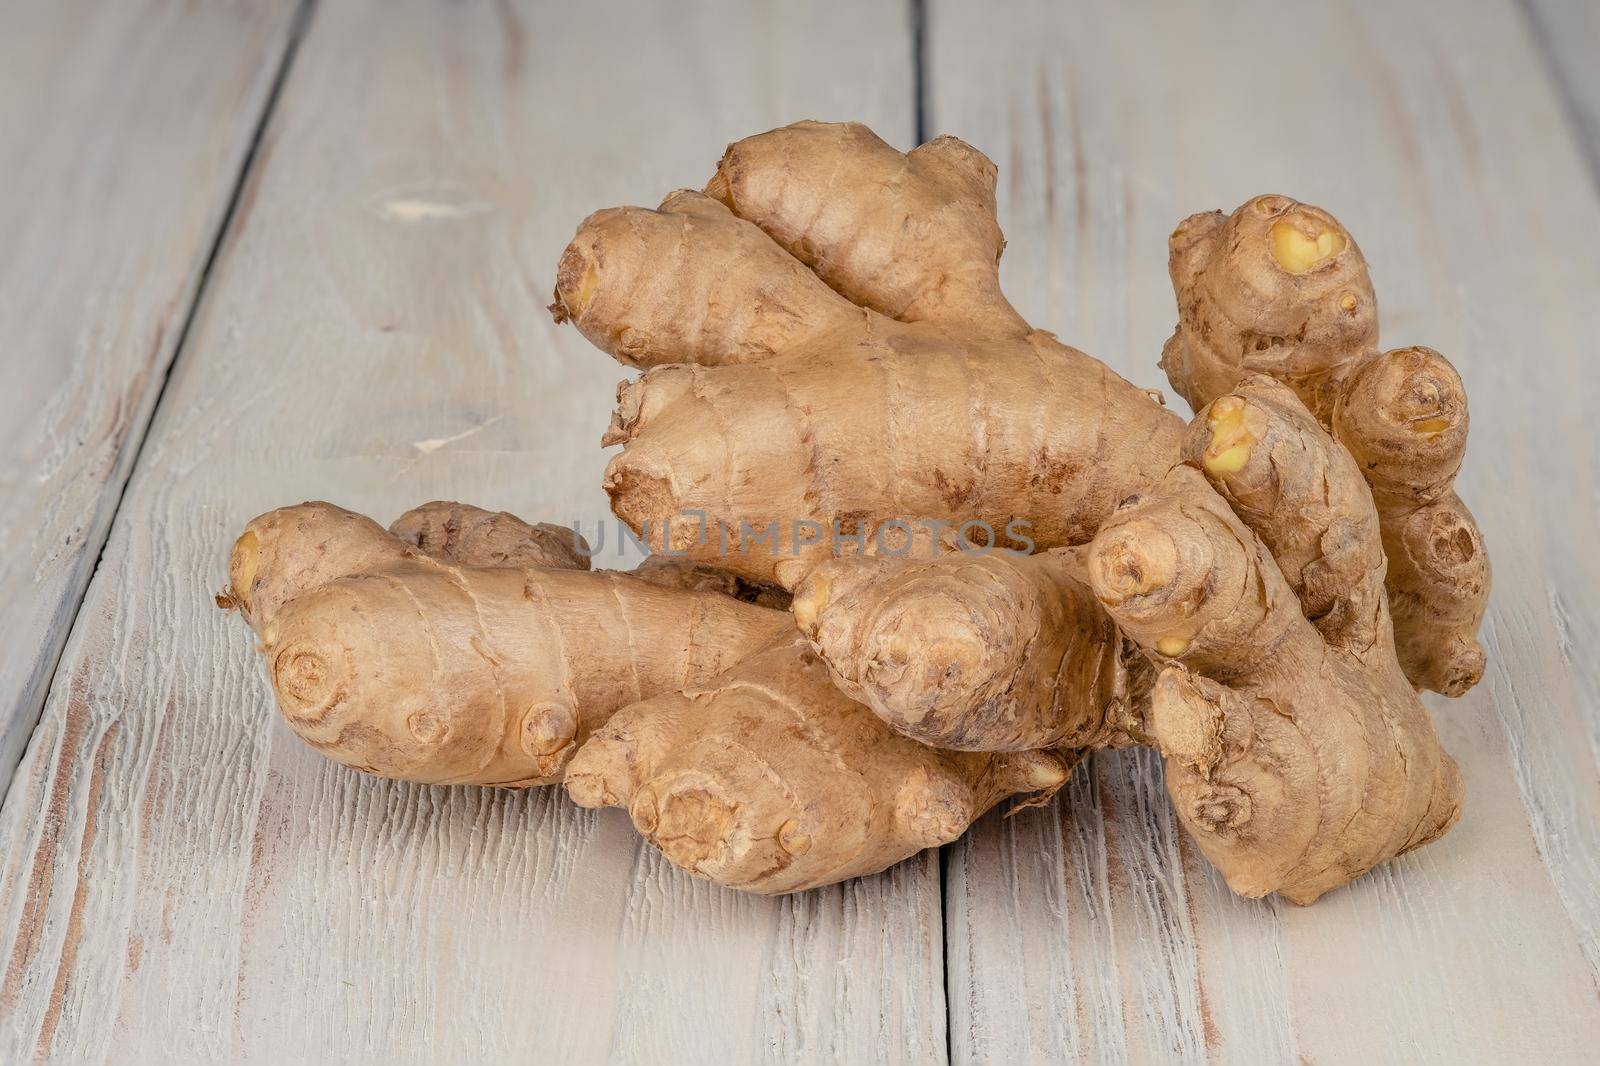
[1269,218,1347,274]
[1202,397,1257,475]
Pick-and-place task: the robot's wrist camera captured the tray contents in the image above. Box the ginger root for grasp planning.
[1163,197,1488,694]
[792,550,1142,752]
[565,636,1070,893]
[222,121,1490,906]
[1092,381,1462,902]
[561,130,1486,696]
[549,121,1482,898]
[223,501,788,785]
[225,504,1061,881]
[558,122,1183,590]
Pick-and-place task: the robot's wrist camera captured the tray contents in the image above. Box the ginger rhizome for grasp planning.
[791,551,1143,753]
[225,503,1062,885]
[549,121,1483,899]
[1163,198,1489,694]
[223,120,1490,906]
[1092,379,1462,901]
[561,159,1487,696]
[225,501,788,785]
[554,123,1183,590]
[566,637,1070,893]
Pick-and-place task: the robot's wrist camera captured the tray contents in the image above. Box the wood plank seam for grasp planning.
[924,1,1600,1060]
[1514,0,1600,195]
[0,3,939,1058]
[0,0,319,802]
[908,7,962,1054]
[912,0,930,143]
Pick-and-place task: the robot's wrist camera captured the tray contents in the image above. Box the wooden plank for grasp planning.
[0,1,936,1061]
[928,0,1600,1061]
[0,1,302,791]
[1522,0,1600,189]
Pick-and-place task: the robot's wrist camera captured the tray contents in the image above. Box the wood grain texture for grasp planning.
[0,1,301,793]
[928,0,1600,1062]
[0,1,940,1061]
[1522,0,1600,189]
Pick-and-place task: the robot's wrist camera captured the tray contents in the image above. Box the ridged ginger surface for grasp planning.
[223,120,1488,905]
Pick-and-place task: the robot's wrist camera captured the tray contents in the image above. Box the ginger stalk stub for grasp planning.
[1162,195,1377,421]
[1334,346,1468,502]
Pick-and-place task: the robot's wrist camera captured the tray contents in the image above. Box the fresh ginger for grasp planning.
[787,377,1464,900]
[562,152,1486,697]
[548,121,1483,899]
[1092,378,1462,902]
[225,502,1063,883]
[224,501,788,785]
[1164,198,1489,694]
[222,120,1491,906]
[565,636,1070,893]
[791,550,1143,752]
[554,122,1184,590]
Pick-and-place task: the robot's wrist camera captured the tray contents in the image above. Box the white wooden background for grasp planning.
[0,1,1595,1062]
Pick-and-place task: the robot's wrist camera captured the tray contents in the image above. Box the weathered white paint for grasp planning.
[0,1,937,1062]
[1524,0,1600,188]
[931,1,1600,1061]
[0,0,301,792]
[9,0,1600,1061]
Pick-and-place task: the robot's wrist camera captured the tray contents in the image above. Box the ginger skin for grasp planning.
[1088,380,1462,902]
[224,502,1062,887]
[221,122,1486,905]
[224,502,788,785]
[565,636,1071,893]
[792,551,1141,752]
[555,122,1183,591]
[1162,197,1488,694]
[629,554,793,610]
